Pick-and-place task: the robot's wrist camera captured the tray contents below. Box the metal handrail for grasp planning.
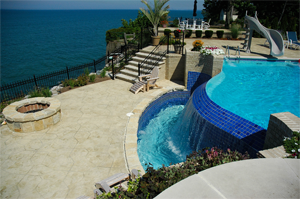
[226,45,230,58]
[138,36,168,76]
[235,46,240,58]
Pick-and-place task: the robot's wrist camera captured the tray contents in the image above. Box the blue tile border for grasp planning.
[187,71,211,94]
[192,82,266,152]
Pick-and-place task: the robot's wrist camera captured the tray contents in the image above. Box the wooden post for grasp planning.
[93,60,96,73]
[66,66,70,79]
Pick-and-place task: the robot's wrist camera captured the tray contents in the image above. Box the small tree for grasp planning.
[140,0,170,36]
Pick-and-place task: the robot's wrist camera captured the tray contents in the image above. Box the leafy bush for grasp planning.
[218,20,225,24]
[192,40,204,51]
[205,30,213,38]
[106,27,137,42]
[185,29,193,38]
[230,24,241,39]
[100,69,107,78]
[97,147,249,199]
[29,87,52,98]
[283,131,300,158]
[84,67,90,76]
[29,89,43,98]
[68,79,76,88]
[216,30,224,38]
[172,18,179,27]
[41,87,52,97]
[75,74,88,87]
[89,74,96,82]
[195,30,202,38]
[174,29,183,38]
[164,29,171,36]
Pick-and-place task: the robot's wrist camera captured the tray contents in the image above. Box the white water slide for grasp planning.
[245,12,284,56]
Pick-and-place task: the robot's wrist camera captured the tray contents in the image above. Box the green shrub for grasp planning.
[97,147,250,199]
[75,74,88,87]
[218,20,225,24]
[185,29,192,38]
[29,87,52,98]
[29,89,43,98]
[68,79,76,88]
[205,30,213,38]
[84,67,90,76]
[106,27,137,42]
[283,131,300,158]
[230,24,241,39]
[164,29,171,36]
[195,30,202,38]
[174,29,183,38]
[100,69,106,78]
[172,18,179,27]
[41,87,52,97]
[89,74,96,82]
[62,79,69,87]
[216,30,224,38]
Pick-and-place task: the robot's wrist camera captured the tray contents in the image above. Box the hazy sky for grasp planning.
[1,0,205,10]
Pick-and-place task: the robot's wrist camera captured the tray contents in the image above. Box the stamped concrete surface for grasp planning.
[0,79,183,199]
[156,158,300,199]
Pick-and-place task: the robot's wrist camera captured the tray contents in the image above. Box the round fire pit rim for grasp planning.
[3,97,61,123]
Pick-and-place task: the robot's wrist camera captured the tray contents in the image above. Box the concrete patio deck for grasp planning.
[0,79,184,198]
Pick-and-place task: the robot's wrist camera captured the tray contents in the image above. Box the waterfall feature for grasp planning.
[170,82,266,157]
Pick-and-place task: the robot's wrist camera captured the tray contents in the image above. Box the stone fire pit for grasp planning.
[3,97,61,133]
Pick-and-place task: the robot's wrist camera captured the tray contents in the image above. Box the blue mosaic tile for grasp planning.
[187,71,211,94]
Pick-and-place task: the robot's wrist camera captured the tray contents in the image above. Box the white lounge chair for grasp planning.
[129,66,160,94]
[203,19,211,30]
[286,31,300,49]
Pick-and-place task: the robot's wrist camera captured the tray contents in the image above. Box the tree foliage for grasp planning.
[140,0,170,36]
[202,0,299,36]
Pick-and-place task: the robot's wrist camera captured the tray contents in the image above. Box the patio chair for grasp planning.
[187,19,194,29]
[129,66,160,94]
[179,21,186,29]
[203,19,211,30]
[195,19,202,30]
[286,31,300,49]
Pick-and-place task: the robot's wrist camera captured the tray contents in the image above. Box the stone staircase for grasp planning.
[115,49,166,83]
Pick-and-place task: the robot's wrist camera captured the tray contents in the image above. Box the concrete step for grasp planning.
[135,52,166,60]
[132,56,164,65]
[125,65,150,74]
[128,60,160,69]
[115,73,137,83]
[120,69,139,77]
[140,49,166,57]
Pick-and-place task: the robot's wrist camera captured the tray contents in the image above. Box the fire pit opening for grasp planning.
[17,103,50,114]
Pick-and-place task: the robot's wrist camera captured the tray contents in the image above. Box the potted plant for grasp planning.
[172,39,184,54]
[160,20,168,28]
[140,0,170,46]
[174,29,183,38]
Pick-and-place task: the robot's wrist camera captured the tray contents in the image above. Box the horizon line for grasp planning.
[1,8,199,11]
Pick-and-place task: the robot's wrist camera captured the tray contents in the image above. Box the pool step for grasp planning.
[259,145,289,158]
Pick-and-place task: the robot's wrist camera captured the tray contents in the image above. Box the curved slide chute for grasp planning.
[245,13,284,56]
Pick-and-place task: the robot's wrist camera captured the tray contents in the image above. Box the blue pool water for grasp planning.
[138,104,192,169]
[206,59,300,129]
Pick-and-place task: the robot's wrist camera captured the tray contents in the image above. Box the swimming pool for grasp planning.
[137,58,300,170]
[206,59,300,129]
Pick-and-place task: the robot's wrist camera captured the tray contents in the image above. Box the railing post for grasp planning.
[138,43,140,52]
[167,33,169,54]
[125,46,128,64]
[93,60,96,73]
[182,31,185,55]
[33,75,38,89]
[112,58,115,80]
[66,66,70,79]
[138,63,141,76]
[141,27,143,49]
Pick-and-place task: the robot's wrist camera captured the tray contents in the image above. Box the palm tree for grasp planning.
[140,0,170,36]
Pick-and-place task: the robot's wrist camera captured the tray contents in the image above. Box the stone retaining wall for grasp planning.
[264,112,300,149]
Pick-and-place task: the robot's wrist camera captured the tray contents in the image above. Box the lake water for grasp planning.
[1,9,202,85]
